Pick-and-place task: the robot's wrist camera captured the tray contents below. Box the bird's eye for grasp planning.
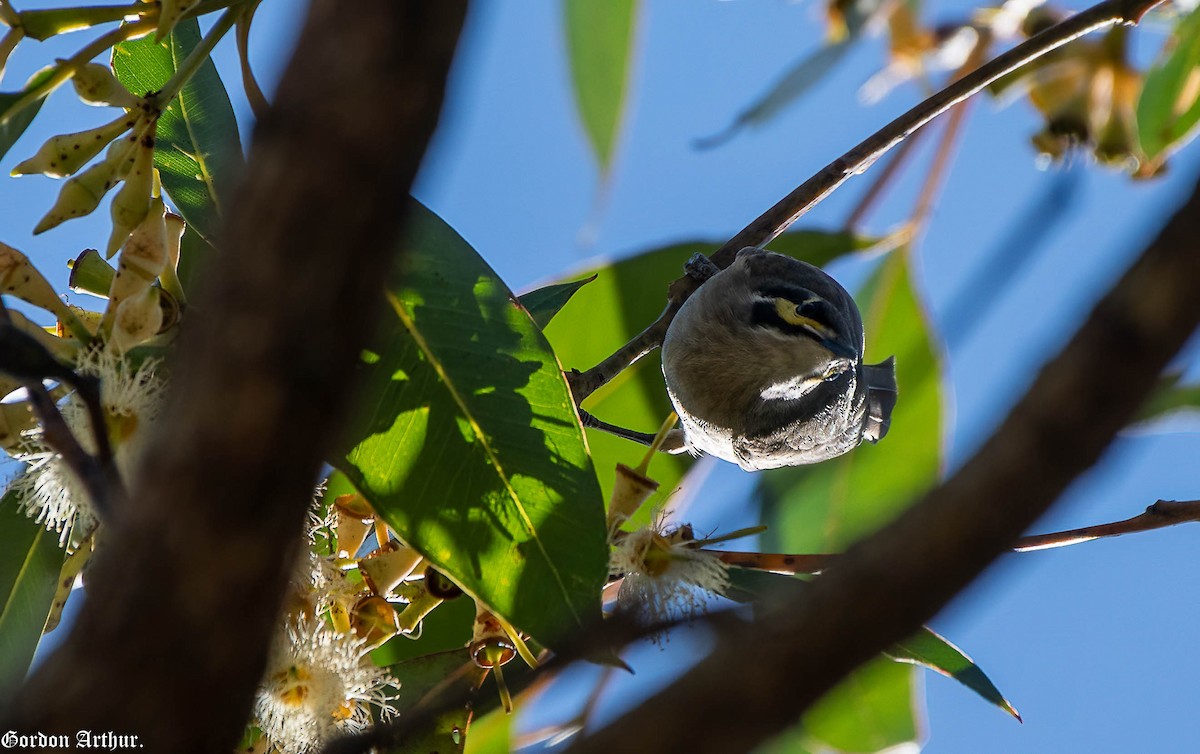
[774,297,832,338]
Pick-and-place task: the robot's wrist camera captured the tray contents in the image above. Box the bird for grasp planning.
[660,247,896,471]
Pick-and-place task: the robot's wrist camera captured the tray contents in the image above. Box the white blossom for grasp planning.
[6,347,164,547]
[609,519,730,642]
[254,613,398,754]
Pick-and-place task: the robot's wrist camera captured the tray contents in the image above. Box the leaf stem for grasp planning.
[568,0,1165,406]
[1,16,155,125]
[151,6,239,108]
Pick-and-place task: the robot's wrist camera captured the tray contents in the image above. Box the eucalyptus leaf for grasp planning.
[697,40,852,150]
[564,0,637,169]
[0,68,54,162]
[463,707,512,754]
[384,649,485,754]
[888,626,1021,721]
[112,18,243,244]
[518,274,597,329]
[1138,5,1200,161]
[336,202,607,647]
[1129,372,1200,428]
[0,494,67,691]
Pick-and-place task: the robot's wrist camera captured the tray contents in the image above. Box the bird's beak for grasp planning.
[818,335,858,361]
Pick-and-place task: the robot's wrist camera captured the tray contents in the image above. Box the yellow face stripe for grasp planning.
[773,298,834,339]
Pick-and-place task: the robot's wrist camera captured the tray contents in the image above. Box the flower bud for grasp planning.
[112,286,163,353]
[106,126,157,257]
[11,113,135,178]
[72,62,139,108]
[33,157,121,234]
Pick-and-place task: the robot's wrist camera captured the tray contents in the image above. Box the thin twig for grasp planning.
[1012,499,1200,551]
[0,299,120,517]
[712,498,1200,572]
[568,0,1151,406]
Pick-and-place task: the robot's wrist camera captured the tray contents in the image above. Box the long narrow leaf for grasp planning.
[0,495,67,689]
[564,0,637,169]
[112,18,243,247]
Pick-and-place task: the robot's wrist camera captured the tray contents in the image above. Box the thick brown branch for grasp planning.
[568,0,1164,406]
[564,86,1200,754]
[0,2,466,751]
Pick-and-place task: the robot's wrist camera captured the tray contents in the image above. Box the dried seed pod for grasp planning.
[350,595,400,650]
[333,493,375,559]
[358,541,423,598]
[423,565,463,600]
[11,113,136,179]
[71,62,139,108]
[607,462,659,529]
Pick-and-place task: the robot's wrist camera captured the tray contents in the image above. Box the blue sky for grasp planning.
[7,1,1200,752]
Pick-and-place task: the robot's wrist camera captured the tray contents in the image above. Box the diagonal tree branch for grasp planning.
[563,114,1200,754]
[0,2,466,751]
[568,0,1167,406]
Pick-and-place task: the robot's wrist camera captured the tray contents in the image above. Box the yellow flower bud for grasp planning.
[106,125,157,257]
[111,285,163,353]
[71,62,139,109]
[32,157,122,234]
[10,113,136,178]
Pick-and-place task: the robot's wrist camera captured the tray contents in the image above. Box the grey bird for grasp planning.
[661,247,897,471]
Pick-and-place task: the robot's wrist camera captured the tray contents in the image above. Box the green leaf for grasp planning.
[757,247,943,753]
[463,707,512,754]
[564,0,637,169]
[697,41,852,150]
[888,626,1021,721]
[385,650,485,754]
[544,229,878,529]
[518,275,597,330]
[1132,372,1200,426]
[335,202,607,647]
[800,659,921,753]
[1138,4,1200,160]
[0,68,54,163]
[19,5,134,41]
[112,17,243,243]
[0,494,68,689]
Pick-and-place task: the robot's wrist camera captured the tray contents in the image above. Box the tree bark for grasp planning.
[1,2,466,751]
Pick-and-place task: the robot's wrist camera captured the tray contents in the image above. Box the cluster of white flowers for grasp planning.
[609,518,730,641]
[253,609,398,754]
[6,347,164,547]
